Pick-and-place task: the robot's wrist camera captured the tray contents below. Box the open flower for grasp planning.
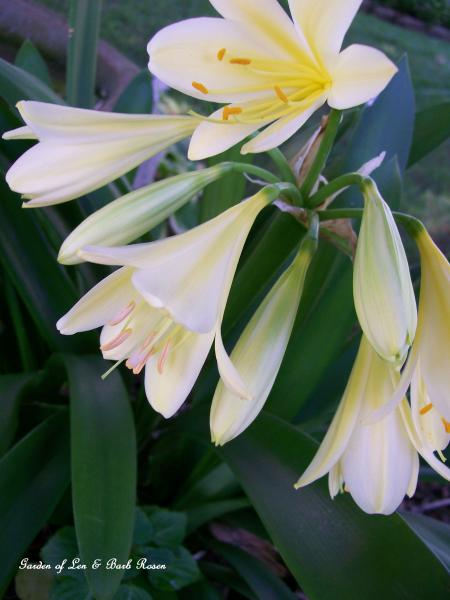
[3,101,200,207]
[148,0,397,159]
[353,179,417,366]
[294,336,447,515]
[210,223,317,445]
[58,188,278,415]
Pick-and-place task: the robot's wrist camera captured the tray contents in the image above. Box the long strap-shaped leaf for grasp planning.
[0,411,70,596]
[67,0,102,108]
[0,372,36,457]
[221,413,450,599]
[63,354,136,600]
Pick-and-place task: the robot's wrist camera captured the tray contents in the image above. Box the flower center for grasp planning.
[191,49,331,125]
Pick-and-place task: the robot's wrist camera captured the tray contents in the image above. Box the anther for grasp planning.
[442,418,450,434]
[157,340,172,374]
[108,301,136,326]
[223,106,243,121]
[100,329,132,352]
[274,85,289,103]
[419,403,433,416]
[217,48,226,61]
[192,81,209,94]
[230,58,252,65]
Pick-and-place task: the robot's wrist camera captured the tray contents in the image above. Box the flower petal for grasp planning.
[328,44,397,109]
[81,189,276,333]
[288,0,362,65]
[188,107,262,161]
[241,94,327,154]
[144,330,214,418]
[148,17,288,104]
[2,125,36,140]
[56,268,135,335]
[214,329,251,402]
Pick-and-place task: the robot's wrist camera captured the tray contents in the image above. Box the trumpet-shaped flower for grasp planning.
[210,227,317,445]
[353,180,417,366]
[148,0,397,159]
[58,188,278,415]
[3,101,200,207]
[371,227,450,423]
[295,336,447,515]
[58,164,232,265]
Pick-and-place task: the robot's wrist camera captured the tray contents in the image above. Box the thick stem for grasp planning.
[300,109,342,199]
[306,173,367,209]
[267,148,298,186]
[225,162,281,185]
[318,207,425,235]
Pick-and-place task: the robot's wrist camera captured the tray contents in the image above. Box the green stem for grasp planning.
[306,173,367,209]
[226,162,281,185]
[318,207,424,235]
[267,148,298,186]
[300,109,342,199]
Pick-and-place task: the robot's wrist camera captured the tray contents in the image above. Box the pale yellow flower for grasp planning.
[148,0,397,158]
[57,188,278,416]
[4,101,200,207]
[210,228,316,445]
[295,335,450,515]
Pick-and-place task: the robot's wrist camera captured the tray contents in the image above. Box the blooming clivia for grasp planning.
[148,0,397,158]
[57,188,278,416]
[295,336,450,515]
[3,101,200,207]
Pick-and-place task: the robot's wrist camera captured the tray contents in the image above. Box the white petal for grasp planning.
[341,405,417,515]
[214,329,251,401]
[2,125,36,140]
[56,268,135,335]
[295,337,372,488]
[411,367,450,452]
[288,0,362,65]
[81,189,276,333]
[144,330,214,418]
[148,17,288,104]
[328,44,398,110]
[241,94,327,154]
[211,249,312,445]
[188,107,262,161]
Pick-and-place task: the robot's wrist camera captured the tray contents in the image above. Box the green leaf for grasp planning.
[113,586,153,600]
[408,102,450,166]
[50,572,94,600]
[222,413,450,600]
[186,498,250,533]
[141,507,187,548]
[211,542,296,600]
[114,70,153,115]
[0,57,63,104]
[402,513,450,573]
[0,372,35,457]
[0,178,84,352]
[0,412,70,596]
[41,527,79,569]
[15,40,52,88]
[144,547,200,592]
[64,355,137,600]
[179,580,221,600]
[67,0,102,107]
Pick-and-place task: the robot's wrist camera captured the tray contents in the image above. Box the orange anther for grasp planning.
[442,418,450,434]
[157,340,172,374]
[230,58,252,65]
[420,403,433,416]
[223,106,243,121]
[108,301,136,326]
[217,48,226,61]
[192,81,209,94]
[274,85,289,103]
[100,329,132,352]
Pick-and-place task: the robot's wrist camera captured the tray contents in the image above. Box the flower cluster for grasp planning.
[3,0,449,516]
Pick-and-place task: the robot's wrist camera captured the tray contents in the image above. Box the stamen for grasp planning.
[157,340,172,374]
[223,106,243,121]
[133,348,157,376]
[100,328,132,352]
[108,301,136,326]
[442,418,450,434]
[217,48,226,61]
[230,58,252,65]
[420,403,433,416]
[274,85,289,103]
[192,81,209,94]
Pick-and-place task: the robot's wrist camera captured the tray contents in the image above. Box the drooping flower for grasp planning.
[148,0,397,159]
[3,101,200,207]
[294,335,450,515]
[370,226,450,423]
[58,188,279,415]
[353,179,417,366]
[58,164,232,265]
[210,222,317,445]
